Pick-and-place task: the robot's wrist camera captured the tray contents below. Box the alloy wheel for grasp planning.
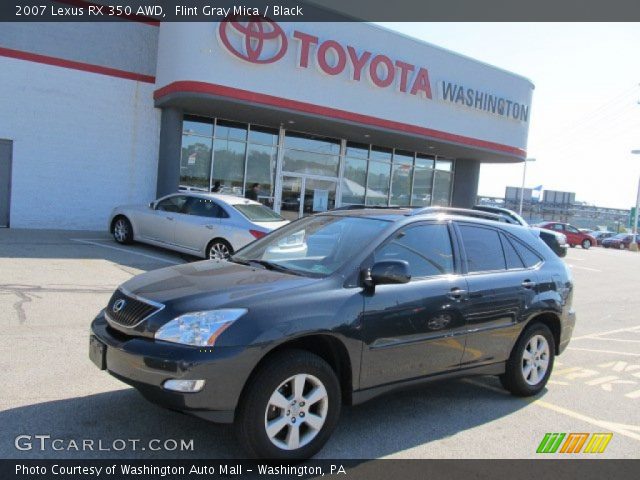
[264,374,329,451]
[209,242,230,260]
[521,334,550,386]
[114,219,128,243]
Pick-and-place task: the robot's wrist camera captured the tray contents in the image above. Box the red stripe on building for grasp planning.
[154,81,527,158]
[53,0,160,26]
[0,47,156,83]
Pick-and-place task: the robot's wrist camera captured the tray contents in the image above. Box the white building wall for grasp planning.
[0,56,160,230]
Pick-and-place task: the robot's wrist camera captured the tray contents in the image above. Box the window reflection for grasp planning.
[366,161,391,206]
[342,157,367,205]
[180,136,212,190]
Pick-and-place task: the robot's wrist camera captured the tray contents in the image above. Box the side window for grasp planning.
[500,233,525,269]
[552,224,563,231]
[566,225,580,234]
[509,236,543,268]
[458,225,506,273]
[155,195,187,213]
[374,223,454,278]
[184,197,223,218]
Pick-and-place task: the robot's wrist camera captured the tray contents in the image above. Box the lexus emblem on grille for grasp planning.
[112,299,126,313]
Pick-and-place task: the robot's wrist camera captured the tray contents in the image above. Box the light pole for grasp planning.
[519,157,536,215]
[630,150,640,251]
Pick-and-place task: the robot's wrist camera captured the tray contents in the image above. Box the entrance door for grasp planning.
[0,140,12,227]
[279,175,336,221]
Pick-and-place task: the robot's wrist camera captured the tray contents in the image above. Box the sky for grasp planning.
[379,23,640,210]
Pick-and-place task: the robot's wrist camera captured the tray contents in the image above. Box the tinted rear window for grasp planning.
[234,204,284,222]
[458,225,506,272]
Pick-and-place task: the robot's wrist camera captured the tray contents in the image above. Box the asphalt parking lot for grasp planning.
[1,229,639,459]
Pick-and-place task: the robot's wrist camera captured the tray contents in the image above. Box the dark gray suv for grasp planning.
[90,207,576,459]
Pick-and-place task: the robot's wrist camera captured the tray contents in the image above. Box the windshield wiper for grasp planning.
[247,259,306,276]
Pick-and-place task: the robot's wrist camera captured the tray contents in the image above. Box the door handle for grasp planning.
[446,287,467,301]
[205,224,214,230]
[521,280,537,289]
[165,216,174,221]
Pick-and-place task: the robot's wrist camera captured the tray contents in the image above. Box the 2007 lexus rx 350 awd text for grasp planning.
[89,207,576,459]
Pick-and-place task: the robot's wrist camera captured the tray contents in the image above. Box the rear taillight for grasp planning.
[249,229,267,239]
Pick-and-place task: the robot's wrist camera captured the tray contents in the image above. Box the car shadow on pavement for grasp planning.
[0,376,537,459]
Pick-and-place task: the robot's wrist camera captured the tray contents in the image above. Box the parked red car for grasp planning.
[536,222,597,249]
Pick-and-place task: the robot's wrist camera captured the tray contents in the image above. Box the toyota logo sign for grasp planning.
[218,17,288,64]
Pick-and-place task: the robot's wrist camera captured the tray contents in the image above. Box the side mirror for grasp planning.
[149,201,155,209]
[363,260,411,289]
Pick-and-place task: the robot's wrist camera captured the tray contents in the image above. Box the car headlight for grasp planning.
[154,309,247,347]
[558,234,567,245]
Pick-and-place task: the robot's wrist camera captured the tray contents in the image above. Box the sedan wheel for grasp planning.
[581,239,591,249]
[113,217,133,244]
[208,240,231,260]
[619,243,625,250]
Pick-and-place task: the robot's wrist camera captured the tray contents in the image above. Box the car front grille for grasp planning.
[105,289,162,328]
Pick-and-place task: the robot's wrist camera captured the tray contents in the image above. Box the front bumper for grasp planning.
[89,313,258,423]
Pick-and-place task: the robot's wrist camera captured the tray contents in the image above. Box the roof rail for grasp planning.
[409,206,509,222]
[331,204,413,211]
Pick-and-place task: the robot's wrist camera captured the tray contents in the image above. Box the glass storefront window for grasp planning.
[215,120,248,142]
[180,135,212,190]
[283,149,339,177]
[212,139,246,196]
[390,162,412,206]
[436,159,453,171]
[366,161,391,206]
[183,116,214,137]
[345,142,369,159]
[342,157,367,205]
[249,126,278,146]
[285,132,341,155]
[245,144,277,207]
[370,146,392,162]
[432,169,453,206]
[412,155,435,206]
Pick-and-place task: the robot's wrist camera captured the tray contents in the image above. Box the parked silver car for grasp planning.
[108,193,289,259]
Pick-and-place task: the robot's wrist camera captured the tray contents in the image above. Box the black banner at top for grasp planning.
[2,0,640,22]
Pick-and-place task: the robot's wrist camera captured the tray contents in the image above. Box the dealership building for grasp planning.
[0,18,533,229]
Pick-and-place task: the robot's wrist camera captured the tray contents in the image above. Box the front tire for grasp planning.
[112,217,133,244]
[235,349,341,460]
[581,239,591,249]
[500,323,555,397]
[619,243,626,250]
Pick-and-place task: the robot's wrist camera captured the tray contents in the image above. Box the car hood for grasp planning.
[120,260,316,306]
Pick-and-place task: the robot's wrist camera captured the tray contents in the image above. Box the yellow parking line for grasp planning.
[462,379,640,442]
[572,325,640,340]
[567,347,640,357]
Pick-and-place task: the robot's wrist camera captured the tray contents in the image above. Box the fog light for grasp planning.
[163,379,205,392]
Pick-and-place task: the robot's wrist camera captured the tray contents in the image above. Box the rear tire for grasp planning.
[619,243,625,250]
[207,239,233,260]
[500,323,555,397]
[581,239,591,249]
[235,349,341,460]
[112,217,133,244]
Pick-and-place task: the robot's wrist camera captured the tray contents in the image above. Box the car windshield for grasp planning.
[233,204,285,222]
[231,215,391,277]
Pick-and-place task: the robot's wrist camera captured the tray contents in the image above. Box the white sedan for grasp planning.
[108,193,289,259]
